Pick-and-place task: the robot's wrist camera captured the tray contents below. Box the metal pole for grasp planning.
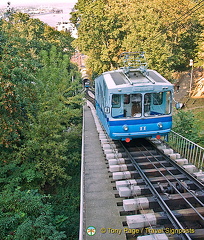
[189,59,193,96]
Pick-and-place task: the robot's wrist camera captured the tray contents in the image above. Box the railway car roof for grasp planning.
[101,68,172,90]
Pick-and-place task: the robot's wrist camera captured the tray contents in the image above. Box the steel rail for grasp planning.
[150,140,204,191]
[137,142,204,221]
[147,141,204,197]
[120,141,192,240]
[85,89,95,106]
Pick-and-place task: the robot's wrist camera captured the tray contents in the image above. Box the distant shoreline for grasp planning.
[0,2,75,28]
[0,2,75,8]
[32,5,74,27]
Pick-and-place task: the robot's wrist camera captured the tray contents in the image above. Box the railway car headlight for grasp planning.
[123,125,129,131]
[157,122,163,129]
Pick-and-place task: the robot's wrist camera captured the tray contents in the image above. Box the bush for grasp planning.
[0,189,67,240]
[173,110,199,142]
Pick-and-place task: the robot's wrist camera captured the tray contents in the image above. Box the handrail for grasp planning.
[166,130,204,170]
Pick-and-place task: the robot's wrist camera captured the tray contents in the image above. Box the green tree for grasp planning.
[195,13,204,68]
[0,12,81,239]
[0,188,67,239]
[71,0,126,74]
[71,0,202,77]
[17,46,82,186]
[173,110,199,142]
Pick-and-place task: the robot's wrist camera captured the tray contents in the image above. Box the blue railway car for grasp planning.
[95,53,174,142]
[81,68,90,88]
[84,79,90,88]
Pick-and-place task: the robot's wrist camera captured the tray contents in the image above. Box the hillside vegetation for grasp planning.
[71,0,203,78]
[0,12,82,239]
[0,1,203,239]
[71,0,204,145]
[171,69,204,146]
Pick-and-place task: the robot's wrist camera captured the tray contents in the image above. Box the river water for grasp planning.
[32,2,75,27]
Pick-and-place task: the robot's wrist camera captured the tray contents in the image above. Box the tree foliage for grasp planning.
[71,0,203,77]
[0,12,82,239]
[0,189,67,240]
[173,110,199,142]
[195,12,204,68]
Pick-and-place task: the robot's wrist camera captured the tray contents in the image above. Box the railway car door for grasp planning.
[122,94,142,118]
[131,94,142,117]
[123,94,131,117]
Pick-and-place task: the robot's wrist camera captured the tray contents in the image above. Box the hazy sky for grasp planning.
[0,0,78,7]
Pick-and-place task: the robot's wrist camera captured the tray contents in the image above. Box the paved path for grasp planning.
[174,69,204,103]
[174,73,190,103]
[83,104,126,240]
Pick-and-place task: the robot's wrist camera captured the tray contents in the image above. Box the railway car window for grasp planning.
[112,94,122,118]
[144,93,151,116]
[131,94,142,117]
[165,91,172,114]
[112,94,121,108]
[124,94,130,104]
[144,91,172,116]
[153,92,163,105]
[98,84,103,106]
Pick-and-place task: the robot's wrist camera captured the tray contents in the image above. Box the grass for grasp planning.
[178,96,204,147]
[184,98,204,135]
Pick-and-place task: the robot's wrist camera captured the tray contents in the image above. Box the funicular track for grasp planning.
[85,89,95,106]
[113,139,204,240]
[83,90,204,240]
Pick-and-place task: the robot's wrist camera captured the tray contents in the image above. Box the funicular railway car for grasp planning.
[95,52,174,142]
[83,76,90,88]
[81,68,90,88]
